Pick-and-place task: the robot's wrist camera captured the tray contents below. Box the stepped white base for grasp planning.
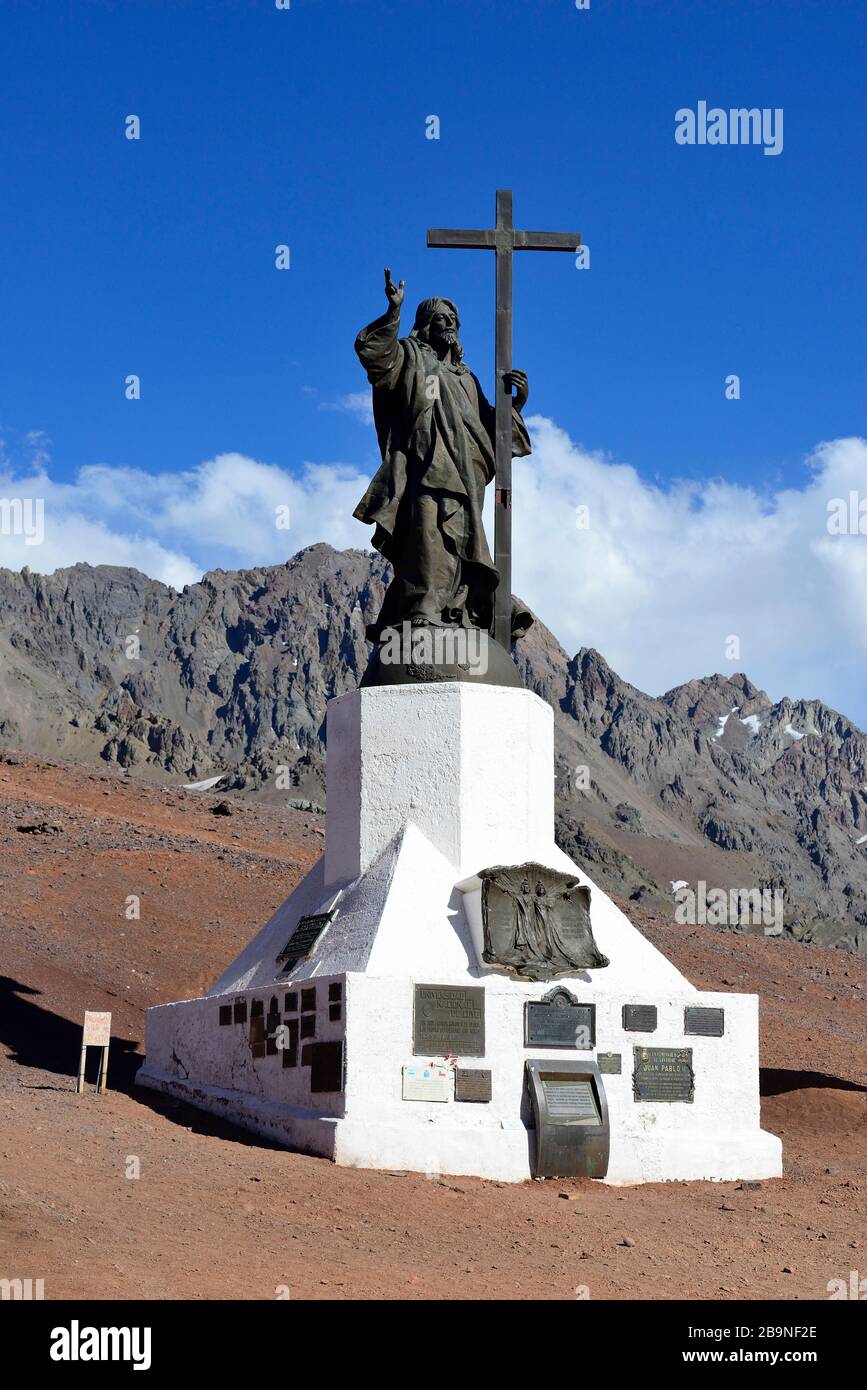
[137,683,782,1185]
[136,1069,781,1186]
[137,967,782,1185]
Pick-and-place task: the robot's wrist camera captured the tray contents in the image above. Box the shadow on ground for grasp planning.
[0,975,289,1151]
[0,975,142,1090]
[760,1066,867,1096]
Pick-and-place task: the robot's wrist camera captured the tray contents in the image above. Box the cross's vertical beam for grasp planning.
[427,193,581,653]
[493,190,513,650]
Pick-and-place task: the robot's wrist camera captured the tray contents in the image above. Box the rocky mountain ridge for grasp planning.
[1,545,864,953]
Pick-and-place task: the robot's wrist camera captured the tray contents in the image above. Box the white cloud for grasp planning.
[318,392,375,426]
[1,425,865,727]
[512,421,867,725]
[0,453,371,589]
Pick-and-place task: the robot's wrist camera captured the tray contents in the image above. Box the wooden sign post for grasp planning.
[78,1011,111,1094]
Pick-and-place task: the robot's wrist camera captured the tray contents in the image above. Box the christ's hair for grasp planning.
[410,297,464,363]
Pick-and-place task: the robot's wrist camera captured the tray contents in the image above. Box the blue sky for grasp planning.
[2,0,863,484]
[1,0,865,720]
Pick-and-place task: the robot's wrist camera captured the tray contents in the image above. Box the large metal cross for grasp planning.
[427,190,580,649]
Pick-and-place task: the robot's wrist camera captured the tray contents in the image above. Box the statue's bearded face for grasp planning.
[412,297,463,362]
[427,305,458,350]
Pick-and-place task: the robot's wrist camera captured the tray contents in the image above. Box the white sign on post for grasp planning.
[83,1012,112,1047]
[78,1011,112,1093]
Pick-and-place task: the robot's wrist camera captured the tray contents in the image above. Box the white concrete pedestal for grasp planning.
[137,683,782,1184]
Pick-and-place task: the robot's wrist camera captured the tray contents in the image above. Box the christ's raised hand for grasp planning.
[384,267,405,310]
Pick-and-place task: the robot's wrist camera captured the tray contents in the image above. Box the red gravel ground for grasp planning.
[0,752,864,1300]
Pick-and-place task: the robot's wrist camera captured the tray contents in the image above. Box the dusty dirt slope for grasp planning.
[0,752,864,1301]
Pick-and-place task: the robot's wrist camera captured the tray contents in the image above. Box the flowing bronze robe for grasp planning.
[353,305,531,639]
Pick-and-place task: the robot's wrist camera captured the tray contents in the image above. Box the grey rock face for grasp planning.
[1,545,865,951]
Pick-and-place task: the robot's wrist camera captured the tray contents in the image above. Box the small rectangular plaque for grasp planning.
[622,1004,658,1032]
[83,1012,111,1047]
[684,1006,725,1037]
[525,1001,594,1049]
[413,984,485,1057]
[597,1052,622,1074]
[454,1068,492,1103]
[633,1047,694,1103]
[310,1041,344,1093]
[541,1076,601,1122]
[402,1064,452,1102]
[281,1018,299,1068]
[277,912,334,967]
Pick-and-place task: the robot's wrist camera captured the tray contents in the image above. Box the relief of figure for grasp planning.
[478,863,609,981]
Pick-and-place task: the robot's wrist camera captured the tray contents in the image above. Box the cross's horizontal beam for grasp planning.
[513,230,581,251]
[427,228,497,249]
[426,229,581,252]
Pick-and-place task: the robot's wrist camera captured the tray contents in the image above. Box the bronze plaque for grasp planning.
[478,863,608,981]
[250,1015,268,1058]
[633,1047,694,1103]
[525,999,594,1048]
[413,984,485,1057]
[281,1018,299,1068]
[525,1060,610,1179]
[597,1052,621,1074]
[684,1006,725,1037]
[310,1041,344,1093]
[622,1004,657,1032]
[454,1068,492,1103]
[276,911,334,967]
[541,1076,600,1122]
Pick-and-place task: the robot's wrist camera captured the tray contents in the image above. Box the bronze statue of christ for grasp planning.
[353,269,533,682]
